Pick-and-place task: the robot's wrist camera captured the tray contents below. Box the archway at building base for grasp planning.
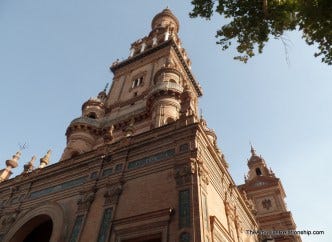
[10,214,53,242]
[4,202,65,242]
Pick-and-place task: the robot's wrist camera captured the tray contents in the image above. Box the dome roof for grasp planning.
[151,8,180,33]
[81,97,104,111]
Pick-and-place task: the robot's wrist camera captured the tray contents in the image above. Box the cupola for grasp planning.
[246,146,275,180]
[151,8,180,33]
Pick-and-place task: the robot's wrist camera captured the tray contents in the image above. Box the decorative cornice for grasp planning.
[110,41,170,72]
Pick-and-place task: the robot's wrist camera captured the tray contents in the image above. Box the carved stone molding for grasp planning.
[197,163,209,185]
[225,201,235,215]
[0,208,20,232]
[234,214,244,233]
[241,191,256,214]
[195,152,209,185]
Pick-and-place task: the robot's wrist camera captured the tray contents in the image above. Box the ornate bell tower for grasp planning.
[238,146,302,242]
[60,8,202,161]
[57,8,259,242]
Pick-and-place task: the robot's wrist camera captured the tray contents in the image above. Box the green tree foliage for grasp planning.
[190,0,332,65]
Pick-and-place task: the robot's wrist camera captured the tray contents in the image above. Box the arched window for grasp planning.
[10,215,53,242]
[87,112,97,119]
[256,168,262,176]
[132,76,143,88]
[166,117,175,124]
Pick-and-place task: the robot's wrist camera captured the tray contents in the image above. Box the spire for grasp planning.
[247,144,264,168]
[250,143,256,156]
[23,155,36,173]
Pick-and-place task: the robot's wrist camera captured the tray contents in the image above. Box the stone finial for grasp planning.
[6,151,21,169]
[0,151,21,182]
[23,155,36,173]
[39,150,51,168]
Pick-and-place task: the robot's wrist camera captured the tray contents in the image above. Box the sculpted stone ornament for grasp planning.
[103,125,114,143]
[124,118,135,137]
[262,199,272,210]
[234,214,244,233]
[224,200,236,221]
[198,164,209,185]
[174,160,196,186]
[180,85,195,118]
[242,191,257,214]
[104,181,123,205]
[1,209,20,231]
[196,155,209,185]
[77,186,98,213]
[165,57,175,68]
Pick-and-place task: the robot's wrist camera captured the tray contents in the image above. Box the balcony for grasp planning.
[152,81,183,94]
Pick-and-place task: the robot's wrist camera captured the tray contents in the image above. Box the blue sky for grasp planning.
[0,1,331,241]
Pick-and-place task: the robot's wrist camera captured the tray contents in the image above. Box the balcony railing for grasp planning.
[152,81,183,94]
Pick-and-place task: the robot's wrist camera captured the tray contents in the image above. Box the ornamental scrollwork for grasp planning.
[77,186,97,213]
[0,209,20,231]
[104,181,123,206]
[174,160,196,186]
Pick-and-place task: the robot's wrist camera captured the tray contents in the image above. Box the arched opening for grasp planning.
[23,219,52,242]
[256,168,262,176]
[87,112,97,119]
[166,117,175,124]
[10,215,53,242]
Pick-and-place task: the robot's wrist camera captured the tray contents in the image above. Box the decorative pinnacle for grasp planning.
[23,155,36,173]
[39,149,51,168]
[6,150,21,169]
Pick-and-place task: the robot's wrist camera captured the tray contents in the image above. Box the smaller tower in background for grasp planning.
[238,146,302,242]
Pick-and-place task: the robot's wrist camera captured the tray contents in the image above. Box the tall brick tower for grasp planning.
[0,9,299,242]
[238,146,301,242]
